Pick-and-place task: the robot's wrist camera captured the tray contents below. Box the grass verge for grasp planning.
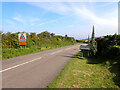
[48,53,119,88]
[2,43,80,60]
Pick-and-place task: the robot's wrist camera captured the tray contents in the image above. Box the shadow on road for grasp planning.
[63,55,74,58]
[62,54,76,58]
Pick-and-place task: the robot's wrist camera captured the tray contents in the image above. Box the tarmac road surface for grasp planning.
[2,45,80,88]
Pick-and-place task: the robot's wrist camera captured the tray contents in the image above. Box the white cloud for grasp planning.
[12,16,42,26]
[66,25,74,28]
[4,2,117,38]
[28,2,71,15]
[13,17,24,22]
[29,18,40,22]
[39,23,44,26]
[3,0,119,2]
[99,2,115,7]
[28,2,117,26]
[38,16,65,26]
[72,5,117,25]
[30,23,35,26]
[71,3,118,36]
[27,2,118,37]
[29,18,41,26]
[5,20,15,25]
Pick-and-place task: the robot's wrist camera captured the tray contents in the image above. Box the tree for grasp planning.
[37,31,51,38]
[50,33,55,37]
[6,32,11,36]
[30,32,36,38]
[90,25,97,56]
[65,34,68,37]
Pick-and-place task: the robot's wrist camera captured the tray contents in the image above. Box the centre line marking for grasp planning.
[0,57,42,73]
[65,48,71,50]
[50,50,63,55]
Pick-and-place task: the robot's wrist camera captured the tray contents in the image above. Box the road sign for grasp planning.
[19,42,27,45]
[18,33,26,46]
[18,33,26,40]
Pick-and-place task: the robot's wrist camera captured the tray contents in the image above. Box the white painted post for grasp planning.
[81,51,83,57]
[88,51,89,56]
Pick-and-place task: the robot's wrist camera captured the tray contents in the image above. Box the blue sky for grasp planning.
[2,2,118,39]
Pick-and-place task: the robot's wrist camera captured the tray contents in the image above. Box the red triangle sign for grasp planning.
[20,34,25,39]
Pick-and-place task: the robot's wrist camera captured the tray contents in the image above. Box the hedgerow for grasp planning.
[2,31,76,59]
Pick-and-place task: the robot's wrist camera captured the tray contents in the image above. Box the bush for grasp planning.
[2,31,76,59]
[95,34,120,64]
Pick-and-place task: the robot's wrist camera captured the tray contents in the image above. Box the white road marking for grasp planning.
[65,48,71,50]
[0,57,42,73]
[50,48,72,55]
[50,50,63,55]
[1,47,74,72]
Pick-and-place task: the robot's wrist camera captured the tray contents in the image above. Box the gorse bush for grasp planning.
[96,34,120,62]
[2,31,75,49]
[95,34,120,88]
[95,34,120,76]
[106,45,120,60]
[2,31,76,59]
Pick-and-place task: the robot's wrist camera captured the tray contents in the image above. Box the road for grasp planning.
[2,45,80,88]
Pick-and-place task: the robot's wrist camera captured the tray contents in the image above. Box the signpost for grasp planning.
[18,33,27,48]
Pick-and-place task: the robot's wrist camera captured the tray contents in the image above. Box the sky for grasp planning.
[2,2,118,39]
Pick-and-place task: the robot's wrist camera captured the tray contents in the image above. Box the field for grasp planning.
[48,52,119,88]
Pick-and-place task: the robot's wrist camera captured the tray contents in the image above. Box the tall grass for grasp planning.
[2,42,75,59]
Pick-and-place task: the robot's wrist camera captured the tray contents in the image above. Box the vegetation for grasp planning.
[2,31,76,59]
[76,39,88,43]
[48,52,119,88]
[96,34,120,62]
[48,33,120,88]
[87,26,120,87]
[89,25,97,56]
[94,34,120,87]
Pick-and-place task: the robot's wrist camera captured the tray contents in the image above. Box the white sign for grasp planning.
[18,33,27,45]
[18,33,26,40]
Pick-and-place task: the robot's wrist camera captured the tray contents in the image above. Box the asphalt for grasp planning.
[2,45,80,88]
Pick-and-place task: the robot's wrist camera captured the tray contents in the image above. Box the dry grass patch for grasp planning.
[48,58,119,88]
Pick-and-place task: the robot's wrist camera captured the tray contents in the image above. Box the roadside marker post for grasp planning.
[18,33,27,48]
[20,46,22,49]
